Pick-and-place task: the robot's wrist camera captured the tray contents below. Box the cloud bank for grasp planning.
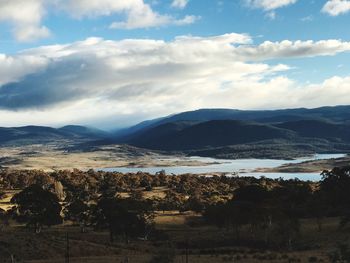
[1,33,350,127]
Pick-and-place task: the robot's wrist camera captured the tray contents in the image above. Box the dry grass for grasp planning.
[0,189,348,262]
[0,212,345,263]
[0,189,19,211]
[0,144,210,172]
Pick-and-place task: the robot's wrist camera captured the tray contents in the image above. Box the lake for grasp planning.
[103,153,346,181]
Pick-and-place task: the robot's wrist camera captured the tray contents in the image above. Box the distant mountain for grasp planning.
[117,105,350,139]
[129,120,296,150]
[115,107,350,158]
[59,125,110,139]
[0,125,110,146]
[1,106,350,159]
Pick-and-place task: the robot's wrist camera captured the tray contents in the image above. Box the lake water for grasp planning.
[103,154,346,181]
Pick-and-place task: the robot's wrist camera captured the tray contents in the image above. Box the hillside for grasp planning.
[121,117,350,159]
[129,120,297,150]
[276,120,350,141]
[117,105,350,140]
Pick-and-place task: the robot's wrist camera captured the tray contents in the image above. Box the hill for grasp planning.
[121,117,350,159]
[0,125,110,146]
[117,105,350,139]
[276,120,350,142]
[129,120,296,151]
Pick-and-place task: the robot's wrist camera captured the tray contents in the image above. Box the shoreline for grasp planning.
[0,143,347,175]
[253,156,350,173]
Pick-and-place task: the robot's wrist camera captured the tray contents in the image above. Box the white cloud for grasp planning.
[245,0,297,11]
[0,54,48,86]
[265,11,276,20]
[1,33,350,127]
[0,0,197,42]
[300,15,313,22]
[322,0,350,16]
[235,39,350,60]
[171,0,189,9]
[62,0,197,29]
[0,0,50,42]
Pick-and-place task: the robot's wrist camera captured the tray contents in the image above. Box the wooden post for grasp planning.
[65,232,70,263]
[185,237,189,263]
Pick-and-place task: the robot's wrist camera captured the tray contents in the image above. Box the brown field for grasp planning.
[0,215,344,263]
[0,144,211,172]
[0,204,347,262]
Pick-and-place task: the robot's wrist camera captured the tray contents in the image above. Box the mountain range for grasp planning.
[1,106,350,159]
[114,106,350,158]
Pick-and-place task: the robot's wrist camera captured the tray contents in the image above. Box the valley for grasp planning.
[1,106,350,176]
[0,106,350,262]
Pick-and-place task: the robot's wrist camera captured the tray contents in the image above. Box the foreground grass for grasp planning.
[0,212,347,262]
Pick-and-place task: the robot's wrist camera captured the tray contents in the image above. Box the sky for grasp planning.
[1,0,350,129]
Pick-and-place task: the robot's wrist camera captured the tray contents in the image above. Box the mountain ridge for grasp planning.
[117,105,350,140]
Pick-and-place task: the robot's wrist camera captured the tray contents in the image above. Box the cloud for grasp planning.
[234,39,350,60]
[0,54,48,86]
[61,0,198,29]
[300,15,313,22]
[245,0,297,11]
[110,13,199,29]
[1,34,350,127]
[265,11,276,20]
[0,0,50,42]
[322,0,350,16]
[171,0,190,9]
[0,0,197,42]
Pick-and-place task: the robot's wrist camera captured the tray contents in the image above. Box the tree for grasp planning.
[233,184,269,204]
[130,189,144,201]
[91,197,152,243]
[11,184,62,233]
[162,190,186,212]
[0,208,9,231]
[64,199,89,232]
[320,167,350,210]
[184,194,206,213]
[63,184,91,232]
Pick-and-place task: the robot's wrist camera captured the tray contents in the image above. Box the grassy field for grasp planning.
[0,211,347,262]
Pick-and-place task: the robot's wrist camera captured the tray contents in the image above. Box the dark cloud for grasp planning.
[0,57,106,109]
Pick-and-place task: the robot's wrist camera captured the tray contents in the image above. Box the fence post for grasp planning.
[65,232,70,263]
